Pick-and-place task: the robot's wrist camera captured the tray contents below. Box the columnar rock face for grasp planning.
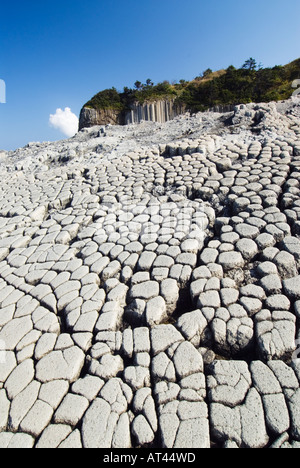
[79,99,186,130]
[124,100,186,125]
[0,98,300,448]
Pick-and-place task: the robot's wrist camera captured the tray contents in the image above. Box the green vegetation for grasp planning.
[176,58,300,112]
[84,81,177,113]
[83,58,300,115]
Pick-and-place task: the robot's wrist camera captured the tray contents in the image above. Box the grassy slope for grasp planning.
[83,58,300,115]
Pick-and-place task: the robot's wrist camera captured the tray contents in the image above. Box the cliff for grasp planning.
[79,106,123,129]
[79,99,186,130]
[124,99,186,125]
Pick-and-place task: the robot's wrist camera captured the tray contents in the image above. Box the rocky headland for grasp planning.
[79,99,186,129]
[0,98,300,448]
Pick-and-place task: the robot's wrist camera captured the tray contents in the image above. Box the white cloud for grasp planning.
[49,107,78,137]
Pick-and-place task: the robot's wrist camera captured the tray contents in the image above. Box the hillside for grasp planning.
[79,58,300,129]
[177,58,300,112]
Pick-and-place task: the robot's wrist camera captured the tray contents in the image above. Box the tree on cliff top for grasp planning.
[242,58,258,71]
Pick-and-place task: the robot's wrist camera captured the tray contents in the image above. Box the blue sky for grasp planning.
[1,0,300,151]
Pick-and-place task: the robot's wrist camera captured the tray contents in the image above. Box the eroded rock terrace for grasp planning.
[0,99,300,448]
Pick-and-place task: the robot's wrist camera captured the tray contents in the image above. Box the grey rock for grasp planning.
[255,309,296,360]
[173,342,203,378]
[260,274,282,295]
[271,360,299,391]
[176,310,207,347]
[207,361,251,407]
[8,380,40,431]
[90,353,124,380]
[131,272,150,285]
[286,389,300,441]
[0,389,10,432]
[181,238,200,254]
[112,412,132,449]
[283,275,300,301]
[261,246,280,261]
[39,380,69,409]
[145,296,167,326]
[220,288,239,307]
[176,252,197,267]
[121,329,133,359]
[236,238,258,260]
[152,352,176,382]
[107,283,128,306]
[0,316,32,351]
[82,398,117,448]
[240,284,266,301]
[216,158,232,172]
[0,432,35,448]
[54,393,89,426]
[129,281,159,301]
[160,278,179,313]
[263,393,290,435]
[239,296,262,316]
[190,279,206,302]
[210,376,268,448]
[132,414,154,446]
[36,346,85,383]
[281,236,300,265]
[210,403,241,446]
[257,261,279,277]
[72,375,104,401]
[36,424,73,448]
[265,294,291,311]
[218,251,244,271]
[199,248,219,265]
[159,412,180,448]
[269,432,290,449]
[192,265,212,280]
[100,378,133,414]
[34,332,57,360]
[174,410,210,448]
[150,324,184,356]
[0,351,17,384]
[137,251,157,271]
[5,359,35,400]
[250,361,282,395]
[20,400,54,437]
[274,251,298,279]
[256,233,276,250]
[123,366,150,391]
[133,327,151,354]
[239,388,269,448]
[235,224,260,239]
[197,290,221,309]
[153,255,174,269]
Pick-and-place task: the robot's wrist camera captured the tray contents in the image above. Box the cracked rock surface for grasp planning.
[0,98,300,448]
